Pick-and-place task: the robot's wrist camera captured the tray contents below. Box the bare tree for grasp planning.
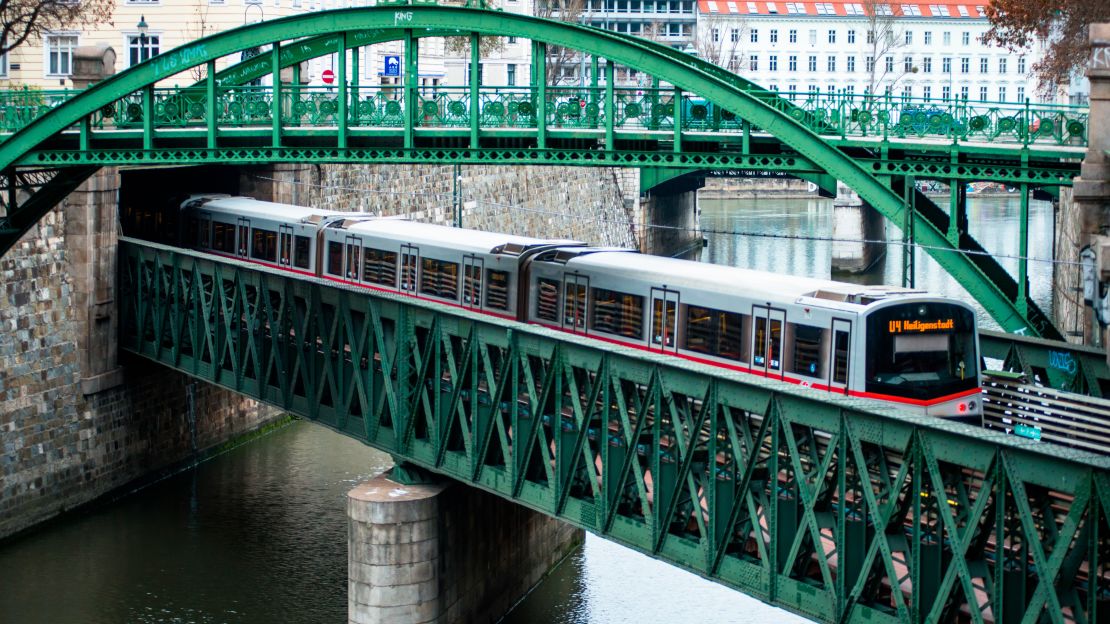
[186,2,214,82]
[0,0,113,56]
[534,0,588,86]
[442,0,505,58]
[695,15,748,73]
[861,0,909,95]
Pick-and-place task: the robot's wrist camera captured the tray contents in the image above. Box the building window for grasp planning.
[902,85,911,99]
[731,28,739,42]
[997,86,1006,101]
[1017,86,1025,102]
[808,29,816,45]
[846,55,855,72]
[960,85,969,99]
[788,55,797,71]
[769,55,778,71]
[846,84,855,94]
[867,30,875,44]
[998,58,1007,74]
[750,29,758,43]
[942,86,951,100]
[923,85,931,100]
[749,55,758,71]
[922,57,931,73]
[769,28,777,43]
[0,51,7,78]
[789,29,797,43]
[808,55,817,71]
[126,34,161,67]
[942,57,951,72]
[45,34,78,76]
[904,30,912,45]
[827,56,836,72]
[865,56,874,72]
[960,57,969,73]
[507,64,516,86]
[885,56,894,72]
[847,29,855,44]
[712,28,720,43]
[943,31,951,45]
[924,31,932,45]
[979,57,988,73]
[904,56,913,72]
[961,32,970,46]
[979,86,988,101]
[828,29,836,44]
[1018,56,1026,74]
[508,36,517,44]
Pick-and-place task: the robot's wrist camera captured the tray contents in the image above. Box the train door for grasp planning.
[278,225,294,267]
[751,305,785,378]
[562,274,589,334]
[236,217,250,258]
[650,288,680,352]
[400,244,419,292]
[828,319,852,395]
[344,235,362,281]
[462,255,484,310]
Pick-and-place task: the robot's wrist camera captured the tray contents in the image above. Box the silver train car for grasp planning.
[181,195,983,420]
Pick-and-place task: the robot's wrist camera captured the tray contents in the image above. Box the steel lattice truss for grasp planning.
[119,239,1110,624]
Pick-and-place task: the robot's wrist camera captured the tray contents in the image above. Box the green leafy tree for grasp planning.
[983,0,1110,92]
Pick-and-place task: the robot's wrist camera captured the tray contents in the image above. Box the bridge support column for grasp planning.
[348,471,583,624]
[831,183,886,274]
[1055,24,1110,347]
[639,169,703,258]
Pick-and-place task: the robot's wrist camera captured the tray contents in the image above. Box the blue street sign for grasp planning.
[383,55,400,77]
[1014,424,1042,441]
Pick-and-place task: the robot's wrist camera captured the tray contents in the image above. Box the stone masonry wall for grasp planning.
[0,176,281,541]
[250,164,638,248]
[1053,187,1092,344]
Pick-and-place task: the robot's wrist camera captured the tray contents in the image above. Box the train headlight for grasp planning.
[957,402,967,413]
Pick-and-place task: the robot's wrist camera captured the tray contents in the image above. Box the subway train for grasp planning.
[174,194,982,419]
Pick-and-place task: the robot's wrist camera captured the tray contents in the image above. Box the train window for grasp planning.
[362,248,398,286]
[591,288,644,339]
[486,270,510,310]
[565,281,587,328]
[683,305,745,361]
[293,236,311,270]
[791,324,824,378]
[463,264,482,305]
[326,241,343,276]
[753,317,782,370]
[832,329,850,385]
[212,222,235,253]
[536,278,560,322]
[251,228,278,262]
[420,258,459,300]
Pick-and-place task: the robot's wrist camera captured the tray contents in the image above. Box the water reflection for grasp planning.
[698,195,1056,330]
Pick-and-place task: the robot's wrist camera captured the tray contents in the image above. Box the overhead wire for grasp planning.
[252,174,1077,267]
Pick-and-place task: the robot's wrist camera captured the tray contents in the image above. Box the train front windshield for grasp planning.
[865,303,978,401]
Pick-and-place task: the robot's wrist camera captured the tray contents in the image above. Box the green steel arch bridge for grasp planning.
[0,2,1089,341]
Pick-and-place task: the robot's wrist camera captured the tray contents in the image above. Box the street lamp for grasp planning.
[136,15,149,62]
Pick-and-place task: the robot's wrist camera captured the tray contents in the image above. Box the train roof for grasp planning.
[562,250,929,308]
[191,196,365,222]
[343,219,580,255]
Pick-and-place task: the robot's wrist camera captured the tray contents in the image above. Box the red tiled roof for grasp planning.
[695,0,987,18]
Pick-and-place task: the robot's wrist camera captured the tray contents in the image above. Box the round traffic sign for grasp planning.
[321,69,335,84]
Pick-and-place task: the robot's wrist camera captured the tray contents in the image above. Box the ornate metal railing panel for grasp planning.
[119,239,1110,624]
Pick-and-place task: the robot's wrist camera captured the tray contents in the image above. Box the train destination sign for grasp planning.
[888,318,955,334]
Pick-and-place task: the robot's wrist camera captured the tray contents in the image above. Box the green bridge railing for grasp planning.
[0,85,1089,148]
[119,238,1109,624]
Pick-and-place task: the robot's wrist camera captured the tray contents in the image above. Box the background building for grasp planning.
[694,0,1049,103]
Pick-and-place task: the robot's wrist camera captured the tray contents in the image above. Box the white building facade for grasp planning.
[694,0,1049,104]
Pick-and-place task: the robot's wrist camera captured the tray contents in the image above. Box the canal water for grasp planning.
[0,195,1047,622]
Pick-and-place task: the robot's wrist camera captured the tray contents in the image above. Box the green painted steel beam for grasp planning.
[980,329,1110,397]
[0,5,1062,337]
[117,238,1110,624]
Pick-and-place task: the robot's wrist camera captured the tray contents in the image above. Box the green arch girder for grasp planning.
[0,5,1046,336]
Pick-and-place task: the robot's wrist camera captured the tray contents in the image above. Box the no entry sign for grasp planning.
[321,69,335,84]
